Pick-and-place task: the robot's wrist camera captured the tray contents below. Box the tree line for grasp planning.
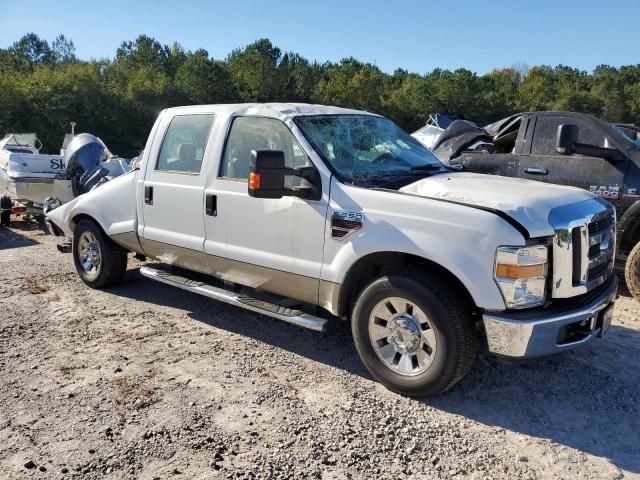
[1,33,639,156]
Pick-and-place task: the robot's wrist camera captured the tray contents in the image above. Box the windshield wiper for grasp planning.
[351,170,438,188]
[410,164,446,171]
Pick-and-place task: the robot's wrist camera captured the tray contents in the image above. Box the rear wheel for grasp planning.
[625,241,640,302]
[351,270,477,397]
[0,195,12,227]
[73,219,127,288]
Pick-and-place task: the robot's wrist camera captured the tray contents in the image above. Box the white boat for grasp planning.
[411,114,456,150]
[0,132,131,220]
[0,133,73,209]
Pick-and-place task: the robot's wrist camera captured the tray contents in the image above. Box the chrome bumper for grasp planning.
[483,276,618,359]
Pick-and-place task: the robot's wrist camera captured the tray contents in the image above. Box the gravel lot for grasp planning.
[1,219,639,479]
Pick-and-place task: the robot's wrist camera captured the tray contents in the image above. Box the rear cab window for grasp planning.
[156,114,215,174]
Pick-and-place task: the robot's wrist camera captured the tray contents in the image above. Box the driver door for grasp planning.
[518,115,628,201]
[203,116,330,304]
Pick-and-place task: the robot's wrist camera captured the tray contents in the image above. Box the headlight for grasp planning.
[495,245,548,309]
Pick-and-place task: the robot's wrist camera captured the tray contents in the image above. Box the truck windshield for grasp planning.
[612,124,640,148]
[295,114,446,187]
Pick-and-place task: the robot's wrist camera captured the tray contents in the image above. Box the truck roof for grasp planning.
[161,103,379,122]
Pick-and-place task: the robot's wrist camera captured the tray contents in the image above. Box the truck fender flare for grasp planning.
[618,200,640,254]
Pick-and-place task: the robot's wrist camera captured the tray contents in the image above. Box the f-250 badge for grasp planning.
[589,185,620,200]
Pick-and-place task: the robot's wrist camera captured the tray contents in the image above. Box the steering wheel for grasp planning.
[372,152,395,163]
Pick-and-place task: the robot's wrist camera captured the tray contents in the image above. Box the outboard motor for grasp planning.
[63,133,110,196]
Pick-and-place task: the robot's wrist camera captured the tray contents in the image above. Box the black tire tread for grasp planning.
[398,269,477,392]
[352,268,477,397]
[0,195,11,226]
[73,219,128,289]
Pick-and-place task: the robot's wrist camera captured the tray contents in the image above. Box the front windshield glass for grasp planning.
[295,114,446,187]
[612,124,640,148]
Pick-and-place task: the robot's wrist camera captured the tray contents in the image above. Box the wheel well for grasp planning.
[70,214,101,233]
[337,252,476,318]
[620,219,640,256]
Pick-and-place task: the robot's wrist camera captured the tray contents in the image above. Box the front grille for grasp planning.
[588,216,612,235]
[549,199,615,298]
[588,261,609,280]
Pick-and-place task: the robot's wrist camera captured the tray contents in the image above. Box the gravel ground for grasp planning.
[1,219,639,479]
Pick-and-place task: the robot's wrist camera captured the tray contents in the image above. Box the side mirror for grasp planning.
[248,150,288,199]
[555,124,578,154]
[248,150,320,200]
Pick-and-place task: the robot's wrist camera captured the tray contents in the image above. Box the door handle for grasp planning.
[206,193,217,216]
[144,186,153,205]
[525,167,548,175]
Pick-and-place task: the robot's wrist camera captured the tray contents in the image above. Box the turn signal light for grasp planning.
[249,172,261,190]
[495,263,545,279]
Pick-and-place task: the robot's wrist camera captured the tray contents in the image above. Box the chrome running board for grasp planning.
[139,264,328,332]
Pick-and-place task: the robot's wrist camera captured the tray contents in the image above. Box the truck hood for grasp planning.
[399,172,596,238]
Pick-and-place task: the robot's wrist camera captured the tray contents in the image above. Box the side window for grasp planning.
[531,117,567,155]
[531,116,607,156]
[221,117,309,181]
[156,114,215,173]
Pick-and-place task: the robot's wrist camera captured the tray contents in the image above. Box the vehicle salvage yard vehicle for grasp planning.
[0,132,130,226]
[433,111,640,301]
[46,103,618,397]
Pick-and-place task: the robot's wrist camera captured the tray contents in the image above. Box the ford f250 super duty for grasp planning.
[46,104,618,397]
[434,111,640,301]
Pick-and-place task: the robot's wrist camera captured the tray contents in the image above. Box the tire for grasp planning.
[625,241,640,302]
[73,219,127,289]
[351,270,477,397]
[0,195,11,226]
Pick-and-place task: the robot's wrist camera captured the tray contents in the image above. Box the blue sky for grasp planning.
[0,0,636,74]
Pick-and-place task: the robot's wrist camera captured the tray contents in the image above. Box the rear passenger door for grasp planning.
[139,113,215,273]
[518,115,627,195]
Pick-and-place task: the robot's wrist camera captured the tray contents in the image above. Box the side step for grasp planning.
[139,264,328,332]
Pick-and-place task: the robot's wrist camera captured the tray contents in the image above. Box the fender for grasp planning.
[322,180,527,312]
[46,170,143,253]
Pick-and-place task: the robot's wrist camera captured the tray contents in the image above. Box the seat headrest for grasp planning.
[177,143,196,164]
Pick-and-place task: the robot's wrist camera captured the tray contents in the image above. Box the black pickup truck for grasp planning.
[433,111,640,300]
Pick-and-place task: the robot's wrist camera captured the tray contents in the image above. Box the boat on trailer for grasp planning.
[0,131,130,226]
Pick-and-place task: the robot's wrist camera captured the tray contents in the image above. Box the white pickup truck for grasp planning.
[46,103,618,397]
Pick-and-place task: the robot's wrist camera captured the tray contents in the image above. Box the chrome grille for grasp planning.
[548,199,615,298]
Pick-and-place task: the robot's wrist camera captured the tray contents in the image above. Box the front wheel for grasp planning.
[73,219,128,289]
[351,271,477,397]
[625,241,640,302]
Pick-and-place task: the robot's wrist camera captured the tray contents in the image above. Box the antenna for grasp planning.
[70,122,76,136]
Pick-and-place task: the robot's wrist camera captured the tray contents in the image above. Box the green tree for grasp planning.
[174,49,237,104]
[227,39,286,101]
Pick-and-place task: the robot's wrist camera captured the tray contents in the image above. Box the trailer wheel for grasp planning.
[625,241,640,302]
[73,219,127,288]
[0,195,12,227]
[351,270,477,397]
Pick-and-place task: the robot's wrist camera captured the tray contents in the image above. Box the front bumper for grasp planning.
[483,275,618,359]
